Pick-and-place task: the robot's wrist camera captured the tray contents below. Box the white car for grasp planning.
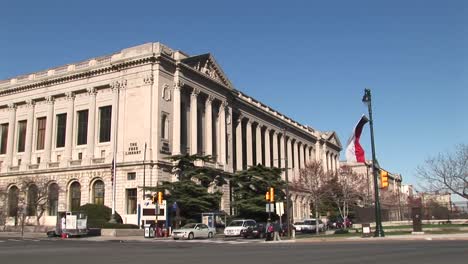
[172,223,215,240]
[302,219,325,233]
[223,219,256,237]
[293,221,306,232]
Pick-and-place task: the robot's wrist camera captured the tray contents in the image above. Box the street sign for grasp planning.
[265,203,274,213]
[275,202,284,216]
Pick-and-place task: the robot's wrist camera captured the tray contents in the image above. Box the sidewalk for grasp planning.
[296,232,468,242]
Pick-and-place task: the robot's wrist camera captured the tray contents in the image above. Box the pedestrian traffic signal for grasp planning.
[157,191,163,204]
[380,169,389,189]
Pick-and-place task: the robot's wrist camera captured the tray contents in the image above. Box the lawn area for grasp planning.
[383,224,468,229]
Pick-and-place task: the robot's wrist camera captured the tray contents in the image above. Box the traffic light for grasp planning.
[380,169,389,189]
[157,191,163,204]
[265,188,274,202]
[151,194,156,204]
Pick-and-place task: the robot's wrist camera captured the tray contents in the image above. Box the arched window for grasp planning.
[8,186,19,217]
[69,182,81,211]
[161,114,169,140]
[48,183,59,216]
[92,180,105,205]
[27,184,38,216]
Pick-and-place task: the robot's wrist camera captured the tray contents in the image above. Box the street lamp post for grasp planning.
[362,88,385,237]
[283,128,291,239]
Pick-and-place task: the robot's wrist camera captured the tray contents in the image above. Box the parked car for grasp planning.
[224,219,256,237]
[241,222,266,239]
[302,219,325,233]
[293,221,306,232]
[172,223,215,240]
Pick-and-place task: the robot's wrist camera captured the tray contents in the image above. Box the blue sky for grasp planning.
[1,0,467,190]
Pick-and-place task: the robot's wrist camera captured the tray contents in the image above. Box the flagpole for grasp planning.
[110,85,120,223]
[362,88,385,237]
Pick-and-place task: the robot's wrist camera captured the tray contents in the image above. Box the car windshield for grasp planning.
[294,222,304,225]
[304,220,317,225]
[181,223,197,229]
[229,221,244,227]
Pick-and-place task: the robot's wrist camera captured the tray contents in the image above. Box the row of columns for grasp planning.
[1,87,117,170]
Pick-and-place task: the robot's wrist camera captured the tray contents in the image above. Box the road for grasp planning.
[0,237,466,264]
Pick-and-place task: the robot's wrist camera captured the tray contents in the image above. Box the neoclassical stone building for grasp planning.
[0,42,341,226]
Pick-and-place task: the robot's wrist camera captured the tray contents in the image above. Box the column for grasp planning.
[293,140,299,180]
[287,137,293,181]
[205,96,213,157]
[22,100,35,168]
[5,103,16,169]
[272,131,279,168]
[87,88,97,161]
[315,141,321,162]
[219,101,227,164]
[299,142,305,170]
[264,127,271,167]
[172,82,182,155]
[336,155,340,172]
[64,92,75,162]
[305,145,310,165]
[235,117,243,171]
[44,96,54,165]
[255,123,262,165]
[280,133,286,179]
[322,143,327,172]
[246,120,253,167]
[190,89,199,155]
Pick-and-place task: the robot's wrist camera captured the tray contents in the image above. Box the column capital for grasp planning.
[206,95,214,104]
[220,100,228,108]
[7,103,16,110]
[111,79,127,91]
[45,96,55,104]
[191,88,200,97]
[25,99,35,108]
[173,80,184,90]
[65,91,75,101]
[143,74,154,85]
[87,87,97,96]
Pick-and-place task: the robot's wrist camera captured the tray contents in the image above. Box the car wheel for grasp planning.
[208,232,213,239]
[188,233,194,240]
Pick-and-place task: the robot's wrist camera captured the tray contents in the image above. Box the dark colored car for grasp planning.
[241,222,266,239]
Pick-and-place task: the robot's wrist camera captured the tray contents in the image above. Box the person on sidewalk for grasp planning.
[273,220,282,241]
[265,221,273,241]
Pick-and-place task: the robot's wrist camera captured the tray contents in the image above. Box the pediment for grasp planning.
[181,53,234,89]
[324,131,342,149]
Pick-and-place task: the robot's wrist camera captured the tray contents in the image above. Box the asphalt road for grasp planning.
[0,237,467,264]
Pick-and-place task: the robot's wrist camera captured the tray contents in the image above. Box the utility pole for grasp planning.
[362,88,385,237]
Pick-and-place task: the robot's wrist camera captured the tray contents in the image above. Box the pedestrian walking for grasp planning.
[60,213,67,238]
[265,221,273,241]
[273,220,281,241]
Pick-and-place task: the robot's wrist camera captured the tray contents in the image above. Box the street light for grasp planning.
[362,88,385,237]
[283,127,292,239]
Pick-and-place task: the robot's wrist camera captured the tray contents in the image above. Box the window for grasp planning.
[48,183,59,216]
[17,120,27,152]
[27,184,38,216]
[37,157,41,164]
[127,172,136,180]
[126,188,137,214]
[99,106,112,143]
[78,152,82,160]
[77,110,88,145]
[92,180,105,205]
[8,186,19,217]
[17,159,21,166]
[161,114,169,140]
[0,123,8,154]
[56,113,67,148]
[36,117,46,150]
[69,182,81,211]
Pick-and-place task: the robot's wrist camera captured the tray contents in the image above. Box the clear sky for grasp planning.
[1,0,467,190]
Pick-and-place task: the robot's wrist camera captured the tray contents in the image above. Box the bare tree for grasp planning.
[0,177,57,236]
[417,144,468,200]
[293,160,332,235]
[326,165,367,224]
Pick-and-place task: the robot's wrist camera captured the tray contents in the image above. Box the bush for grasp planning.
[78,204,123,228]
[334,229,349,235]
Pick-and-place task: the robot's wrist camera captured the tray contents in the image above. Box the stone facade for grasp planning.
[0,42,341,226]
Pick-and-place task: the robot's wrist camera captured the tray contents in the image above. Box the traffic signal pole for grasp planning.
[362,88,385,237]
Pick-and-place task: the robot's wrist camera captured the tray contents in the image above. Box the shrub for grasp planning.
[334,229,349,234]
[78,204,123,228]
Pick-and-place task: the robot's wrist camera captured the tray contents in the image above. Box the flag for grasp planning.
[345,115,369,163]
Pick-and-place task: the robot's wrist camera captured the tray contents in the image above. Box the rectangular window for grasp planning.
[56,113,67,148]
[0,123,8,154]
[99,106,112,143]
[36,117,46,150]
[126,188,137,214]
[77,110,89,145]
[127,172,136,180]
[17,120,27,152]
